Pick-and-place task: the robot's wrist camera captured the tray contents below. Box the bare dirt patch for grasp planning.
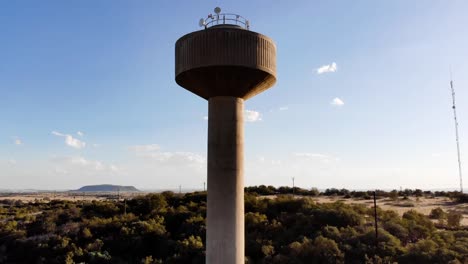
[313,196,468,226]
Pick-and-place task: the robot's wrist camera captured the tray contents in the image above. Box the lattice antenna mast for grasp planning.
[450,77,463,193]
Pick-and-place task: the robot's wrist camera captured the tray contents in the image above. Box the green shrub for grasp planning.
[429,207,446,220]
[447,211,463,228]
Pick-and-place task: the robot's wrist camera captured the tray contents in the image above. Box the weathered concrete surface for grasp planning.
[207,96,244,264]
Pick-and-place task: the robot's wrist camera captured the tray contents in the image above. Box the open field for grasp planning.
[314,196,468,226]
[0,191,143,202]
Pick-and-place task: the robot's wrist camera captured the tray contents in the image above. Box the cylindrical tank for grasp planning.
[175,26,276,100]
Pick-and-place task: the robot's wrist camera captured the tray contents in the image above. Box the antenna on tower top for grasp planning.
[449,71,464,193]
[198,7,250,30]
[199,18,206,28]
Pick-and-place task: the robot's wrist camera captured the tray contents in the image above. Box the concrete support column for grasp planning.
[207,96,244,264]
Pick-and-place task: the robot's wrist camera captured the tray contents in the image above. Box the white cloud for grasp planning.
[203,116,208,121]
[52,131,86,149]
[317,62,337,74]
[65,135,86,149]
[245,110,262,122]
[110,165,119,172]
[77,131,84,137]
[279,106,289,111]
[330,97,344,106]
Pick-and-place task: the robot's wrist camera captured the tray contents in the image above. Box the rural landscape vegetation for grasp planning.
[0,187,467,263]
[2,1,468,263]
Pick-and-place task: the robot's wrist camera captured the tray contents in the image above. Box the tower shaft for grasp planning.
[450,80,463,193]
[207,96,245,264]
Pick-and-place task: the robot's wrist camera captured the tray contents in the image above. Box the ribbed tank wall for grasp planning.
[175,28,276,77]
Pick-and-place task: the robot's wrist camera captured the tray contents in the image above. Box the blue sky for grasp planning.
[1,1,467,190]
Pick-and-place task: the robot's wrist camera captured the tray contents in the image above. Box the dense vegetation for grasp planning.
[0,188,466,263]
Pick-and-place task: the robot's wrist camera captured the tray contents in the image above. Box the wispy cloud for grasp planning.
[129,144,205,165]
[13,136,22,145]
[51,156,119,173]
[203,111,262,122]
[52,131,86,149]
[317,62,337,74]
[245,110,262,122]
[52,131,65,137]
[330,97,344,106]
[126,144,207,187]
[129,144,161,153]
[279,106,289,111]
[77,131,84,137]
[294,152,339,163]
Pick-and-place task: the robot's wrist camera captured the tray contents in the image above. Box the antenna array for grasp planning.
[450,79,464,193]
[198,7,250,30]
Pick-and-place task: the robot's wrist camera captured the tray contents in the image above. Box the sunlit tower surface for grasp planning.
[175,7,277,264]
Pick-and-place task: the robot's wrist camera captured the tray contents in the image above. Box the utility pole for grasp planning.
[292,177,295,196]
[179,185,182,194]
[373,191,378,253]
[204,182,206,192]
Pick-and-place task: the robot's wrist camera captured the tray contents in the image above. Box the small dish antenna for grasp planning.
[199,18,205,27]
[214,7,221,14]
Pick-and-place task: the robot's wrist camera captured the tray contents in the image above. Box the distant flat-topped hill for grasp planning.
[75,184,139,192]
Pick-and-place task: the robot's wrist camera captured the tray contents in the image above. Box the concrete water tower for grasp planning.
[175,7,276,264]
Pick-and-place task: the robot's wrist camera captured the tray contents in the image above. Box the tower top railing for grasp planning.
[199,7,250,30]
